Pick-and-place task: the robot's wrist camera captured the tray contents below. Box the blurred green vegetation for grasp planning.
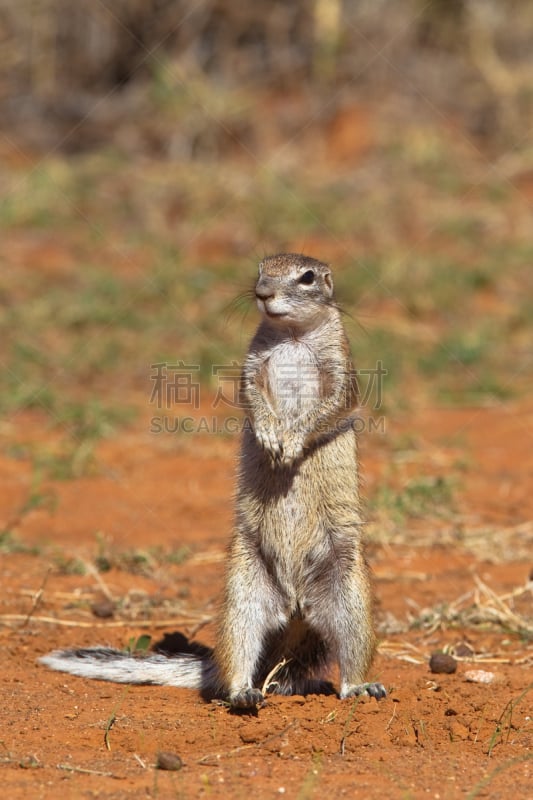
[0,2,532,458]
[1,126,531,443]
[0,138,533,438]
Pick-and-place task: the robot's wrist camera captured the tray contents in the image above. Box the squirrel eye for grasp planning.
[298,270,315,285]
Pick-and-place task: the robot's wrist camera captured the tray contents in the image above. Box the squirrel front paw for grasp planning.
[253,418,283,461]
[277,436,305,467]
[253,419,307,469]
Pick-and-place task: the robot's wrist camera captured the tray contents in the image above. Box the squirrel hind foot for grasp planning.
[341,682,387,701]
[229,687,265,709]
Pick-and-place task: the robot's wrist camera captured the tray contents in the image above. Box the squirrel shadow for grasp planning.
[153,630,336,710]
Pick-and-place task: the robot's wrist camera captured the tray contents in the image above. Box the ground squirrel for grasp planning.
[41,253,386,709]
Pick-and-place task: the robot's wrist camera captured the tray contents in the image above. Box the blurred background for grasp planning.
[0,0,532,451]
[2,6,533,791]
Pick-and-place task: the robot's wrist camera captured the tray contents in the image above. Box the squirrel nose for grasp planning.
[255,281,275,301]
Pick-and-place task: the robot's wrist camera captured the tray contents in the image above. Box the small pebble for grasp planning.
[452,642,474,658]
[156,752,183,771]
[464,670,500,685]
[429,652,457,674]
[91,600,115,619]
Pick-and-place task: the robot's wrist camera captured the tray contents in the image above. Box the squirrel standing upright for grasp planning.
[41,254,386,709]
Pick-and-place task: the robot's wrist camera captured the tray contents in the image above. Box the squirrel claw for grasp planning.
[229,688,265,709]
[341,682,387,700]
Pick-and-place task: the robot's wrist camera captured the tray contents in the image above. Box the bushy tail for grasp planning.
[39,647,220,691]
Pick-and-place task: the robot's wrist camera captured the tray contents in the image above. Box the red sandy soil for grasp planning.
[0,402,531,799]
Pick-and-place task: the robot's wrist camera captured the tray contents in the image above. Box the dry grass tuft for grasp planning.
[379,574,532,646]
[407,575,533,637]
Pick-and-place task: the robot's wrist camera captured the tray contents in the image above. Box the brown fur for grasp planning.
[214,254,385,708]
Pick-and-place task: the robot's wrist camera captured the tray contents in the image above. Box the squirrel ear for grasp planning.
[324,271,334,297]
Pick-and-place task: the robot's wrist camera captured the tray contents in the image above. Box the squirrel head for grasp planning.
[255,254,335,331]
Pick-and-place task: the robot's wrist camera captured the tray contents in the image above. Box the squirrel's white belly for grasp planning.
[267,341,320,422]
